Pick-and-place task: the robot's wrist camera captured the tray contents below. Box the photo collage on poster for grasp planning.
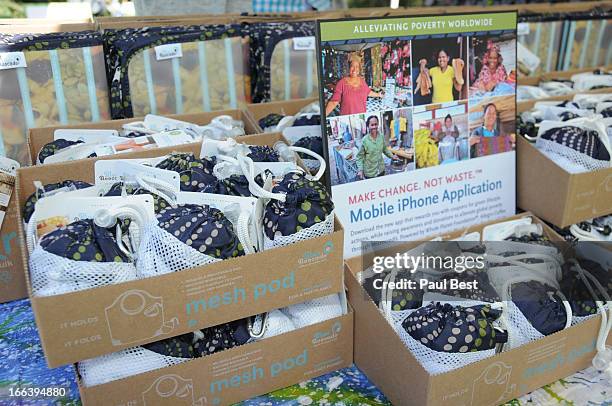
[322,31,517,185]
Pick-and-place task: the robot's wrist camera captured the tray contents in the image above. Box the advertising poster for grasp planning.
[316,12,518,258]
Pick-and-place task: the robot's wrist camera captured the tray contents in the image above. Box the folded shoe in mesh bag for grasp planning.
[361,268,424,312]
[23,180,93,224]
[262,173,334,250]
[246,145,279,162]
[212,160,266,198]
[136,204,246,278]
[293,136,324,171]
[485,244,571,349]
[29,218,137,297]
[104,182,172,214]
[561,259,611,325]
[37,139,87,164]
[536,120,611,172]
[281,294,343,329]
[79,319,252,387]
[397,302,506,374]
[249,309,296,340]
[155,153,219,193]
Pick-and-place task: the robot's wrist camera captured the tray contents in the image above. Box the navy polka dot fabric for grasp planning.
[512,281,568,336]
[258,114,284,131]
[541,126,610,161]
[156,204,244,259]
[23,180,93,223]
[402,303,506,353]
[247,145,279,162]
[293,136,324,158]
[143,319,251,358]
[363,270,423,311]
[263,173,333,240]
[156,153,219,193]
[103,182,171,214]
[37,139,85,163]
[39,219,130,263]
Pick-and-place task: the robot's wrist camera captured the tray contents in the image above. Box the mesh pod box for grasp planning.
[102,21,252,119]
[0,24,111,166]
[15,132,345,367]
[77,310,353,406]
[345,213,610,406]
[0,180,26,303]
[516,98,612,227]
[27,108,260,165]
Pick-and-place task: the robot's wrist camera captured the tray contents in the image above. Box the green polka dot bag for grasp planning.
[28,218,138,297]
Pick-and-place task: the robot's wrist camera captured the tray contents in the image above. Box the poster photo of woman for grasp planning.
[412,37,468,106]
[321,40,412,118]
[469,33,517,102]
[468,95,516,158]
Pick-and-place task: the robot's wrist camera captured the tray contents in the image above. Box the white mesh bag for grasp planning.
[282,294,343,329]
[535,119,612,173]
[237,148,334,250]
[392,306,497,375]
[78,346,188,387]
[263,209,335,250]
[136,221,220,278]
[29,245,138,297]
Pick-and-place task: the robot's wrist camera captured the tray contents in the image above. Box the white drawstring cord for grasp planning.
[568,259,612,375]
[237,154,287,202]
[569,222,611,241]
[288,146,327,181]
[134,174,178,207]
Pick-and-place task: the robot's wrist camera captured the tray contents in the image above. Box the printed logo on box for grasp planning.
[0,52,26,70]
[312,321,342,344]
[155,43,183,61]
[299,241,334,265]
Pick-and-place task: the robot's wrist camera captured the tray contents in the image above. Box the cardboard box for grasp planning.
[28,109,260,166]
[246,97,318,134]
[78,310,353,406]
[518,65,612,87]
[345,213,610,406]
[517,136,612,228]
[16,133,345,367]
[0,195,28,303]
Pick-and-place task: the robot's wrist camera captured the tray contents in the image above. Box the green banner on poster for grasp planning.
[320,12,517,42]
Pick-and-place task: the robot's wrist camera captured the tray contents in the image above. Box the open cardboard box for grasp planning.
[518,65,612,87]
[16,133,345,367]
[344,213,610,406]
[246,97,318,134]
[77,310,353,406]
[516,133,612,228]
[0,194,28,303]
[517,87,612,112]
[28,109,260,166]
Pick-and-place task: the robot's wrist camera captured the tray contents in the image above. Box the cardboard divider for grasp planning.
[518,65,612,87]
[517,136,612,228]
[77,310,353,406]
[27,109,260,166]
[517,87,612,112]
[344,213,608,406]
[0,196,27,303]
[16,134,345,367]
[246,98,318,133]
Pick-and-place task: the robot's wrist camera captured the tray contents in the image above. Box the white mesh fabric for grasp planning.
[255,310,296,339]
[392,309,496,375]
[29,245,138,297]
[263,209,335,250]
[503,301,545,350]
[136,222,220,278]
[536,138,610,173]
[282,294,343,329]
[302,159,321,171]
[78,346,188,387]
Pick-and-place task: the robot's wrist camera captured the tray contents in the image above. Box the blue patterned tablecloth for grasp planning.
[0,298,609,406]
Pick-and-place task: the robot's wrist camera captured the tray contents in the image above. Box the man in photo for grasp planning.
[356,115,396,179]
